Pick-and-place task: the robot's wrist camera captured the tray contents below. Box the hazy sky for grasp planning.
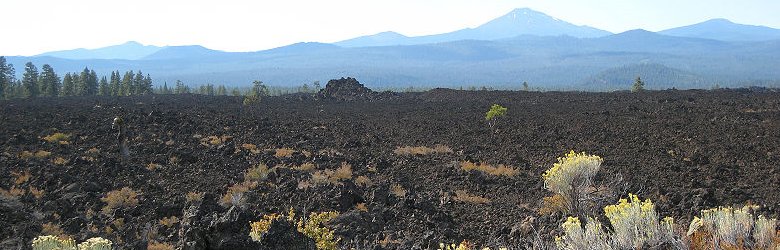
[2,0,779,56]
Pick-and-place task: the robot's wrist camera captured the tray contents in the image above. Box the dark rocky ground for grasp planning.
[1,84,780,249]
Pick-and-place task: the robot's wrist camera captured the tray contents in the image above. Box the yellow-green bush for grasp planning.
[542,151,602,213]
[77,238,112,250]
[32,236,111,250]
[688,205,779,249]
[297,211,340,250]
[32,235,75,250]
[555,216,611,250]
[603,193,675,248]
[555,194,677,250]
[249,208,339,250]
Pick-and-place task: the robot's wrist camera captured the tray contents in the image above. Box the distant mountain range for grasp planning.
[659,18,780,41]
[37,41,163,60]
[4,8,780,90]
[336,8,610,47]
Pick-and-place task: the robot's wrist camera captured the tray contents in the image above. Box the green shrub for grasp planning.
[485,104,507,128]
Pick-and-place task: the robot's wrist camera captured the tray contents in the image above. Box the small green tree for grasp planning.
[631,76,644,93]
[522,81,529,91]
[243,80,267,106]
[485,104,508,129]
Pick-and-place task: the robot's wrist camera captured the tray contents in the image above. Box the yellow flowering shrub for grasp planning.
[555,194,677,250]
[249,208,339,250]
[687,205,779,249]
[298,211,340,250]
[554,216,611,250]
[603,193,674,248]
[542,151,602,213]
[32,235,75,250]
[32,236,111,250]
[77,237,112,250]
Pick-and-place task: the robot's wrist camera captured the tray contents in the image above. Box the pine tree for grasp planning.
[121,71,134,96]
[217,85,227,96]
[174,80,185,94]
[22,62,39,98]
[61,73,74,96]
[231,88,241,96]
[631,76,645,93]
[98,76,109,96]
[134,71,146,94]
[143,74,153,94]
[109,71,120,96]
[38,64,60,97]
[73,70,85,96]
[84,69,98,95]
[11,80,24,99]
[251,80,268,97]
[0,56,15,99]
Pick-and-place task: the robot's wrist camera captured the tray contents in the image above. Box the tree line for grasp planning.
[0,56,152,99]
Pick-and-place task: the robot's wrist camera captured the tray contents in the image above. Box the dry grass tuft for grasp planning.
[356,203,368,212]
[355,176,373,187]
[328,162,353,183]
[159,216,179,228]
[52,157,69,165]
[146,163,162,171]
[390,184,407,198]
[147,242,175,250]
[539,194,568,215]
[394,145,453,155]
[169,156,179,165]
[241,143,261,153]
[185,192,204,203]
[244,164,273,182]
[274,148,296,158]
[29,186,45,199]
[101,187,139,215]
[454,190,490,204]
[311,171,329,186]
[0,187,26,197]
[87,148,100,154]
[310,162,353,186]
[35,150,52,158]
[220,181,257,207]
[460,161,518,177]
[297,180,312,190]
[12,171,31,185]
[20,150,52,159]
[42,132,71,144]
[292,162,316,172]
[201,135,233,146]
[41,222,65,237]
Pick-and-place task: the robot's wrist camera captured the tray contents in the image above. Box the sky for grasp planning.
[2,0,779,56]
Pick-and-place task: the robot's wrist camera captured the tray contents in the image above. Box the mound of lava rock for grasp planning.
[319,77,385,101]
